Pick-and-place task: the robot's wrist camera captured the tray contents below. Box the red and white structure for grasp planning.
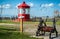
[18,2,30,21]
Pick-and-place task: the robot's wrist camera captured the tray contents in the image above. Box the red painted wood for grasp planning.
[18,2,30,8]
[18,13,30,21]
[42,26,54,32]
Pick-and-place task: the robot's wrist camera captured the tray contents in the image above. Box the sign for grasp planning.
[18,16,24,18]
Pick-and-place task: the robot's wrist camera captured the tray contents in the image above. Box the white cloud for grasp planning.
[16,3,21,8]
[0,5,1,8]
[4,4,11,8]
[58,3,60,6]
[6,4,11,8]
[49,3,54,7]
[41,3,54,8]
[27,2,34,7]
[0,4,11,8]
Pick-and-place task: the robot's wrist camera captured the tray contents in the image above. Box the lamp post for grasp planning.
[19,16,24,32]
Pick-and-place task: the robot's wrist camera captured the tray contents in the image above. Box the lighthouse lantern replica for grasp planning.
[18,2,30,21]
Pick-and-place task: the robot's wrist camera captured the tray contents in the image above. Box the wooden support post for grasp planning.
[20,18,23,32]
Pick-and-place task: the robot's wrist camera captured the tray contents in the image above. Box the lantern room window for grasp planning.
[19,8,30,14]
[25,8,30,14]
[19,8,23,14]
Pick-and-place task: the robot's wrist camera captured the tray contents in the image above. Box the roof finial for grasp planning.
[23,1,25,4]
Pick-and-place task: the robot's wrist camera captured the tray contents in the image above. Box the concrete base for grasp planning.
[30,35,60,39]
[30,35,49,39]
[44,36,49,39]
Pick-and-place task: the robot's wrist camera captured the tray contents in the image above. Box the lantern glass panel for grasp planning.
[25,8,30,14]
[19,8,30,14]
[19,8,23,14]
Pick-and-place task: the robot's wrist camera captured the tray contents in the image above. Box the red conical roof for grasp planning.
[18,2,30,8]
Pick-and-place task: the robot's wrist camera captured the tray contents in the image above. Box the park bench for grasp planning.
[36,26,58,39]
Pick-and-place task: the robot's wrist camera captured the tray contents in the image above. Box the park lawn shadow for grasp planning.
[0,31,21,39]
[0,27,17,39]
[0,27,43,39]
[0,31,42,39]
[0,28,17,31]
[0,27,23,39]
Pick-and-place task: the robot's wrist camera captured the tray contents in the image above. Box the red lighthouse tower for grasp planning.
[18,2,30,21]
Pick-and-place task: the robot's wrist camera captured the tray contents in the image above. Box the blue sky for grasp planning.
[0,0,60,17]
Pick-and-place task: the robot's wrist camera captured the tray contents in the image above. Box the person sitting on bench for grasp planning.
[36,17,47,36]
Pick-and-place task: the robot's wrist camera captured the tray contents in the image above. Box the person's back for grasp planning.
[39,17,46,27]
[37,17,46,31]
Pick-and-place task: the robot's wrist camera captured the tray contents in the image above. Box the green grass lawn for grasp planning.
[0,31,43,39]
[0,20,19,24]
[0,20,60,25]
[0,20,60,39]
[0,25,43,39]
